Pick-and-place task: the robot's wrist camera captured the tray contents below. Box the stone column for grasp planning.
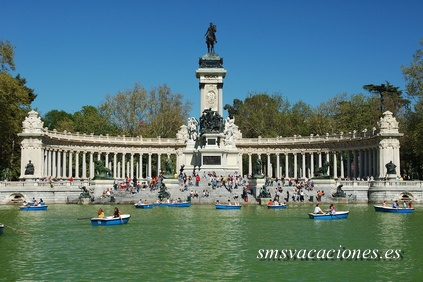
[139,153,143,179]
[82,152,87,179]
[326,152,330,176]
[122,153,126,178]
[113,153,117,178]
[57,150,62,178]
[62,150,67,178]
[310,153,314,178]
[333,152,337,178]
[52,150,57,178]
[302,153,306,179]
[248,154,252,176]
[353,150,358,179]
[267,153,271,177]
[293,153,297,178]
[276,153,280,179]
[89,152,94,179]
[373,149,377,178]
[130,153,134,178]
[340,151,344,179]
[75,151,80,179]
[148,153,152,177]
[47,150,52,178]
[68,151,73,178]
[367,149,372,179]
[285,153,289,178]
[43,150,47,178]
[157,153,161,176]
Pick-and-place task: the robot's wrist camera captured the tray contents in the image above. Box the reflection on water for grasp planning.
[0,204,422,280]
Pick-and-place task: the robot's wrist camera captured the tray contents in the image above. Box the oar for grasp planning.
[77,217,92,220]
[4,224,30,235]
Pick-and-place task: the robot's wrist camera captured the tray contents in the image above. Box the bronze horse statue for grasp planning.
[205,23,217,53]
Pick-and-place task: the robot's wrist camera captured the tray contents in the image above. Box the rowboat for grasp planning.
[153,203,169,207]
[168,202,190,208]
[374,205,414,213]
[308,211,349,220]
[0,223,4,235]
[267,204,287,209]
[19,205,48,211]
[134,203,153,209]
[215,204,241,210]
[90,214,131,226]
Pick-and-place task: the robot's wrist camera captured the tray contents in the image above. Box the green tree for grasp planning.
[286,100,313,136]
[43,110,74,131]
[333,94,377,133]
[98,83,149,136]
[401,38,423,99]
[401,38,423,178]
[73,105,117,135]
[99,83,191,138]
[0,39,15,72]
[312,93,349,135]
[231,92,289,138]
[363,81,408,117]
[0,39,36,179]
[142,84,192,138]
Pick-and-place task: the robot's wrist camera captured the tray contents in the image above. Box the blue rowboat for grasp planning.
[308,211,349,220]
[267,205,287,209]
[153,203,169,207]
[90,214,131,226]
[19,205,48,211]
[215,204,241,210]
[374,205,414,213]
[0,223,4,235]
[134,204,153,209]
[168,202,191,208]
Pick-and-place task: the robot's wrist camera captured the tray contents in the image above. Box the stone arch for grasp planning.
[396,191,414,204]
[7,192,27,205]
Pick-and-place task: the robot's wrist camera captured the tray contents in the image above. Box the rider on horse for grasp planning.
[205,22,217,53]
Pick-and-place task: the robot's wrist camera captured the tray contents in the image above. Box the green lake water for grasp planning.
[0,204,422,281]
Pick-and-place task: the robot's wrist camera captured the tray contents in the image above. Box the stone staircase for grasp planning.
[94,178,258,205]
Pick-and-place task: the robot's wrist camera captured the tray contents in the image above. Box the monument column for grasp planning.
[196,56,226,116]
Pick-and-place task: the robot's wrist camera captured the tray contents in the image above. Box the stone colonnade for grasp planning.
[32,146,387,180]
[19,111,402,181]
[240,149,379,180]
[42,150,170,180]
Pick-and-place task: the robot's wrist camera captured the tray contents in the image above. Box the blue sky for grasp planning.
[3,0,423,119]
